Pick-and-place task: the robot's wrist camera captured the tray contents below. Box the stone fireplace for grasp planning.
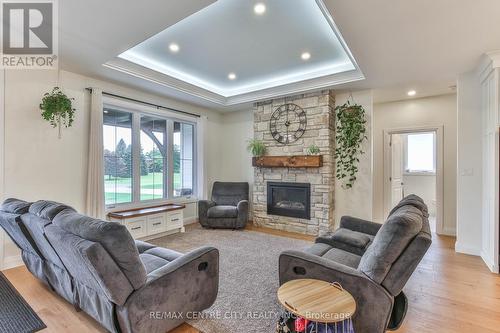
[252,90,335,236]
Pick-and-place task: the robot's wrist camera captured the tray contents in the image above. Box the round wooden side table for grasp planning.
[277,279,356,333]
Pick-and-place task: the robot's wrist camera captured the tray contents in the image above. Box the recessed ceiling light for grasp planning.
[228,72,237,80]
[301,52,311,60]
[254,3,266,15]
[407,90,416,96]
[169,43,180,53]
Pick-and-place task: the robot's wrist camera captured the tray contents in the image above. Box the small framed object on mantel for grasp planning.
[252,155,322,168]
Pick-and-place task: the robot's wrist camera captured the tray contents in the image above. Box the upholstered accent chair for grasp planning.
[199,182,249,229]
[279,195,432,333]
[0,199,219,333]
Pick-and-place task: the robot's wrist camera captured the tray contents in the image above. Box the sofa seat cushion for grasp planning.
[135,240,156,254]
[207,206,238,218]
[139,247,183,274]
[322,248,362,269]
[140,254,169,274]
[317,229,374,255]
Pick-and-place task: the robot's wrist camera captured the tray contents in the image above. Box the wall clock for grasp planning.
[269,103,307,144]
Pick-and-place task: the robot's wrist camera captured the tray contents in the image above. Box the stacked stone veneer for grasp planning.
[252,90,335,236]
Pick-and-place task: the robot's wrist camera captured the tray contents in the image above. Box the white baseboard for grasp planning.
[455,242,481,256]
[1,255,23,271]
[480,250,499,273]
[440,226,456,236]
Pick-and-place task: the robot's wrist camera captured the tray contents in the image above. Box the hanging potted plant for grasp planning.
[39,87,76,138]
[334,100,367,188]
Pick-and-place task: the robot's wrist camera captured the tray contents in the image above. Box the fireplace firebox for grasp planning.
[267,182,311,219]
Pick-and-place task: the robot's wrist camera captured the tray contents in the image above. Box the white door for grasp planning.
[391,134,404,208]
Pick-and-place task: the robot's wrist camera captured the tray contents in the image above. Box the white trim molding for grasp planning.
[383,126,446,235]
[102,0,365,107]
[455,241,481,257]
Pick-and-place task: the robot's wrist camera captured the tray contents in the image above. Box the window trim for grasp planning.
[103,96,197,210]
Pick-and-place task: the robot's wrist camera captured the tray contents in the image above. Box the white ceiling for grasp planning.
[58,0,500,110]
[117,0,357,98]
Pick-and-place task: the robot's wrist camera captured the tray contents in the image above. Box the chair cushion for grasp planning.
[358,205,423,283]
[316,229,373,255]
[389,194,429,218]
[322,248,362,269]
[211,182,249,206]
[207,205,238,218]
[53,209,147,290]
[304,243,332,257]
[1,198,31,214]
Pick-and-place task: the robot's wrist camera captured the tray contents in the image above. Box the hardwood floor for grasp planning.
[2,224,500,333]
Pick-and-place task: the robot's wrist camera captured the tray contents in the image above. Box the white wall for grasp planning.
[334,90,374,224]
[0,69,223,269]
[456,70,483,255]
[373,94,457,235]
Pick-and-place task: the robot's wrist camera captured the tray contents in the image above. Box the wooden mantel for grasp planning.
[252,155,323,168]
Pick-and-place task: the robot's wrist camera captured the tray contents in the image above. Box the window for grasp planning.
[103,105,196,207]
[404,132,436,174]
[140,116,167,201]
[173,122,194,197]
[104,109,133,205]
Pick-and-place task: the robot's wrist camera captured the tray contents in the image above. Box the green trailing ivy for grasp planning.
[334,101,367,188]
[40,87,75,138]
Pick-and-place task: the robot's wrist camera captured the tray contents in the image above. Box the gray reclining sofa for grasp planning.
[279,195,432,333]
[0,198,219,333]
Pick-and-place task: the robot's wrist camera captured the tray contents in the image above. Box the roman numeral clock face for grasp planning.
[269,103,307,144]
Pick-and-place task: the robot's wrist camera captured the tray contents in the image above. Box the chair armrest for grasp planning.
[235,200,249,229]
[198,200,215,226]
[339,215,382,236]
[117,246,219,333]
[279,250,393,333]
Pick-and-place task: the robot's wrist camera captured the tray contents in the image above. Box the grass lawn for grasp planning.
[105,172,181,205]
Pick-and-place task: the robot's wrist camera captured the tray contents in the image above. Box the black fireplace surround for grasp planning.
[267,182,311,219]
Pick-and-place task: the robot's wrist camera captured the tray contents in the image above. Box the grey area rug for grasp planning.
[150,225,312,333]
[0,272,46,333]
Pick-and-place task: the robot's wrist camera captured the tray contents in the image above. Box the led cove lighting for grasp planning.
[407,90,416,96]
[301,52,311,60]
[254,3,266,15]
[169,43,180,53]
[228,73,237,80]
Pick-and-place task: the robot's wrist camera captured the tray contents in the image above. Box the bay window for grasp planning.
[103,104,196,208]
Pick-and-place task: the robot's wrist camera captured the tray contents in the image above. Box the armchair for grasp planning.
[199,182,249,229]
[279,195,432,333]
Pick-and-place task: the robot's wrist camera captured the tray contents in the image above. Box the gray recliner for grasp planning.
[0,198,219,333]
[198,182,249,229]
[279,195,432,333]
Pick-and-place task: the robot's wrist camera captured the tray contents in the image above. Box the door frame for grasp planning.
[383,126,444,234]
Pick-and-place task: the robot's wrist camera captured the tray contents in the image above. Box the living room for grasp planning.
[0,1,499,333]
